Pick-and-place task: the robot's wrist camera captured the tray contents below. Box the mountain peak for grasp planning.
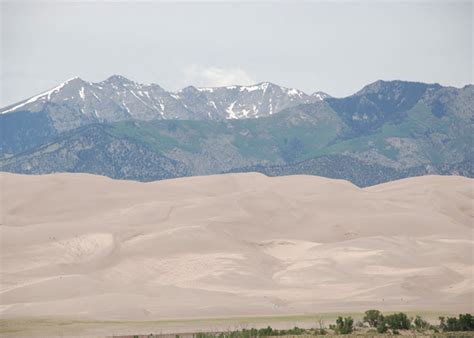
[61,76,88,87]
[102,74,134,85]
[355,79,441,96]
[311,91,330,101]
[0,76,89,114]
[177,86,201,95]
[233,82,273,93]
[64,76,82,82]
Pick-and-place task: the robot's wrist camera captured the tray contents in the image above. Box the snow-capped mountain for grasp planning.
[0,75,328,131]
[176,82,318,119]
[1,75,193,122]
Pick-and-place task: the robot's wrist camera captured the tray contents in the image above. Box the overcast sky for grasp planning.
[1,1,472,107]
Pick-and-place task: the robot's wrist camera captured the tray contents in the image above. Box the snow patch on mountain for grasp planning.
[287,88,304,98]
[226,101,238,119]
[196,87,215,93]
[312,91,330,101]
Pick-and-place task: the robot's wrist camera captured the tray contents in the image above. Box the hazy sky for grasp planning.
[1,1,472,107]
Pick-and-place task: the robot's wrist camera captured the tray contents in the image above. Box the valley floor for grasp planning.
[0,312,465,337]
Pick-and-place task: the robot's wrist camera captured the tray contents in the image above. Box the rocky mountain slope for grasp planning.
[0,79,472,186]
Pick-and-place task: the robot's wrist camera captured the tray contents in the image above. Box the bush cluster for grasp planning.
[363,310,474,334]
[178,311,474,338]
[334,316,354,334]
[440,314,474,332]
[195,326,307,338]
[364,310,418,333]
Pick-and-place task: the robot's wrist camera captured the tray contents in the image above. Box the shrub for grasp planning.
[317,328,327,335]
[248,328,258,337]
[458,313,474,331]
[376,321,388,333]
[316,317,327,335]
[384,312,411,330]
[439,316,446,330]
[258,326,273,336]
[364,309,384,328]
[414,315,430,330]
[286,326,305,335]
[335,316,354,334]
[444,313,474,331]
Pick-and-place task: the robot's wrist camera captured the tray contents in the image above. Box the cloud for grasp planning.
[181,65,256,88]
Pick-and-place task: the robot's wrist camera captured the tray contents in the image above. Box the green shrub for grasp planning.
[414,315,430,330]
[364,309,384,328]
[444,313,474,331]
[317,328,327,335]
[286,326,305,335]
[258,326,273,336]
[335,316,354,334]
[376,321,388,333]
[384,312,411,330]
[458,313,474,331]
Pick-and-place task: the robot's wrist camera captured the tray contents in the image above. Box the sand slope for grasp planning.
[0,172,473,320]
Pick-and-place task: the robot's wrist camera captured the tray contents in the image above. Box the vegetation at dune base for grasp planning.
[439,314,474,332]
[331,316,354,334]
[193,326,309,338]
[130,311,474,338]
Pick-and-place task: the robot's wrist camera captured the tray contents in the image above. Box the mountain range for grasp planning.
[0,75,327,130]
[1,75,472,186]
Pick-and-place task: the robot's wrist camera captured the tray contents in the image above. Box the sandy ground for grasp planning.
[0,172,473,327]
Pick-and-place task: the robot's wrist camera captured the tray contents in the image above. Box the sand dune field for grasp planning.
[0,172,473,323]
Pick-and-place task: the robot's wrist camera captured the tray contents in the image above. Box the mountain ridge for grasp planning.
[0,75,329,125]
[1,78,472,187]
[4,75,468,116]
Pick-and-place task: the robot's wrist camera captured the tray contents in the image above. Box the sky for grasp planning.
[0,1,472,107]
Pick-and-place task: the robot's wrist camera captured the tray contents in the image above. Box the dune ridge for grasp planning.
[0,172,473,320]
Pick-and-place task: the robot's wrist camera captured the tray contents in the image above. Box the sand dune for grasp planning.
[0,172,473,321]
